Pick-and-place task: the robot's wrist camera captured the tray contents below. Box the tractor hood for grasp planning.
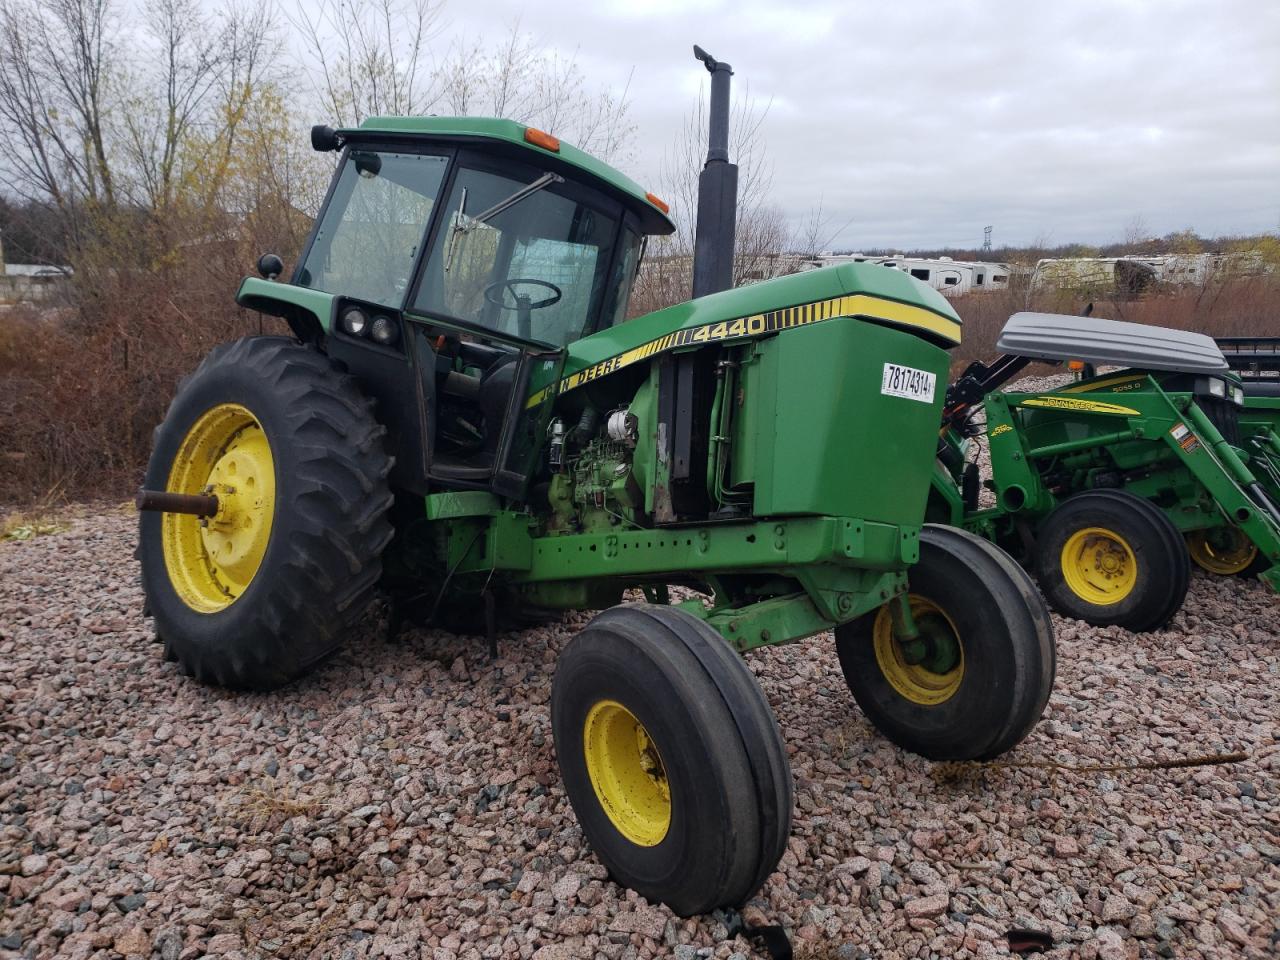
[555,263,961,394]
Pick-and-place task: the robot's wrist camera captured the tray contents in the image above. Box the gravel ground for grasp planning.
[2,501,1278,960]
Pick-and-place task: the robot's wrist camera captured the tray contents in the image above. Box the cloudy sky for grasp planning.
[419,0,1279,250]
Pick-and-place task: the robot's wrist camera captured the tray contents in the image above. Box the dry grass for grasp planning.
[228,779,338,825]
[0,484,69,540]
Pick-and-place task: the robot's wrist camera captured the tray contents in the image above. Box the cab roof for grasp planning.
[342,116,676,237]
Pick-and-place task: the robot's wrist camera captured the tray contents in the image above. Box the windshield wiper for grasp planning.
[445,171,564,271]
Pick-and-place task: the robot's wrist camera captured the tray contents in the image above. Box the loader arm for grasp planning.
[1001,379,1280,592]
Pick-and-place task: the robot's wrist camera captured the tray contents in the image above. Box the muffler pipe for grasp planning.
[135,489,219,517]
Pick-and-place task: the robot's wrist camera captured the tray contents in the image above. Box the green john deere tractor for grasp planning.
[136,114,1054,915]
[930,312,1280,632]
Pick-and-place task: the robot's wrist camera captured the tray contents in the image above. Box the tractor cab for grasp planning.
[240,117,674,497]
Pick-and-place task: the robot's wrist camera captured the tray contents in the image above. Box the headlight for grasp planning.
[1231,385,1245,406]
[339,306,369,337]
[1206,378,1226,398]
[370,315,399,345]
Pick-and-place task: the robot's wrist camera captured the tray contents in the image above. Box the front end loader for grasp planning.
[134,115,1054,915]
[931,313,1280,632]
[1219,337,1280,500]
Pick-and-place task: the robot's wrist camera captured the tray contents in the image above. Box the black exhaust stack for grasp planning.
[691,45,739,299]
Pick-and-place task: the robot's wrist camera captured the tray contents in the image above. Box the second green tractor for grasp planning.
[930,313,1280,632]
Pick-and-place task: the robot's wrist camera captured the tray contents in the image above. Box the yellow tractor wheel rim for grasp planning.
[872,595,965,706]
[1060,526,1137,605]
[161,403,276,613]
[583,700,671,847]
[1186,528,1257,575]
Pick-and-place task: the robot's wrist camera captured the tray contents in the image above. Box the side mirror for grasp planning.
[352,151,382,178]
[311,124,340,152]
[257,253,284,280]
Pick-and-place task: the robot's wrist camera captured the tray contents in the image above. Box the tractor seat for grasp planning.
[1242,379,1280,398]
[436,355,518,454]
[478,357,519,450]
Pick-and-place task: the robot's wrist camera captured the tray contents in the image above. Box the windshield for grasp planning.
[298,151,448,307]
[414,165,621,347]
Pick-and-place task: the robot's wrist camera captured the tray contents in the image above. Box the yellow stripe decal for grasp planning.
[526,294,961,407]
[1060,374,1147,395]
[1019,396,1141,416]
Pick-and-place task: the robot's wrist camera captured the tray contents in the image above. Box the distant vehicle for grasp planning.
[801,254,1012,296]
[1031,252,1270,295]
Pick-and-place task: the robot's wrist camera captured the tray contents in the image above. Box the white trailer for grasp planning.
[801,254,1013,296]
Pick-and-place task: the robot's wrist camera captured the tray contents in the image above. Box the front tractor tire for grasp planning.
[836,525,1055,761]
[138,337,394,690]
[1035,490,1189,632]
[551,605,793,916]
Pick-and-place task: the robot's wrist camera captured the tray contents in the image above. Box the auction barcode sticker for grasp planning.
[881,363,936,404]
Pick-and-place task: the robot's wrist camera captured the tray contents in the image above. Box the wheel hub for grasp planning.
[873,596,965,706]
[200,436,272,591]
[1187,527,1257,575]
[913,613,962,675]
[161,404,276,613]
[583,700,671,847]
[1061,527,1137,605]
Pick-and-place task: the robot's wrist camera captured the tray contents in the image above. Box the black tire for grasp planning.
[1241,554,1275,579]
[551,604,792,916]
[1088,490,1189,629]
[1035,490,1188,632]
[835,525,1055,761]
[138,337,394,689]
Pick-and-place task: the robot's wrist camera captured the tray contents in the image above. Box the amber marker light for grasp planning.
[524,128,561,152]
[645,193,670,214]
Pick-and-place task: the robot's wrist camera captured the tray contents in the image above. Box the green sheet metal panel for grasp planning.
[236,278,335,331]
[748,317,950,524]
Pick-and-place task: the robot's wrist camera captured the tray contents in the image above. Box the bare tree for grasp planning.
[658,84,774,255]
[0,0,278,218]
[197,1,283,208]
[294,4,636,163]
[638,85,793,301]
[293,0,444,125]
[791,197,853,262]
[1123,213,1151,251]
[430,25,635,162]
[119,0,226,210]
[0,0,117,207]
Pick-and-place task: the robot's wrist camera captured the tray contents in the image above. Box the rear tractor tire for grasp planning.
[1035,490,1189,632]
[138,337,394,690]
[1186,526,1271,580]
[551,604,792,916]
[836,525,1055,761]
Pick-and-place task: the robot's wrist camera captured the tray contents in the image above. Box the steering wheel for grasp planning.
[483,279,562,340]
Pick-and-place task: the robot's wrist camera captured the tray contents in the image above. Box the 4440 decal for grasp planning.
[527,293,960,407]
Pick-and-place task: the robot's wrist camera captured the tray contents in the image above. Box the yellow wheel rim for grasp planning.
[583,700,671,847]
[1187,528,1257,575]
[1060,526,1137,606]
[161,403,276,613]
[872,596,965,706]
